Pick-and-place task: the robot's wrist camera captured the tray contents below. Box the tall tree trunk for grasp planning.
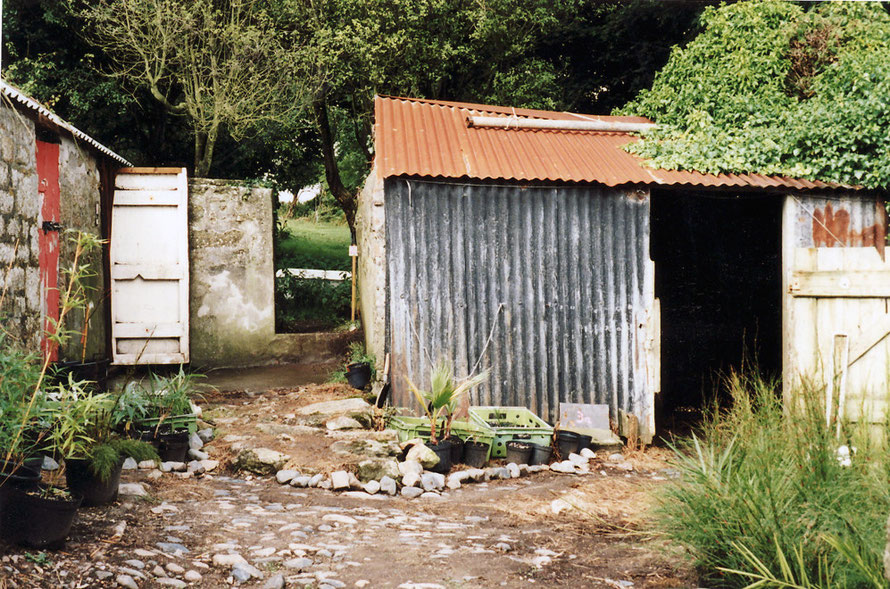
[313,94,357,242]
[196,126,218,178]
[194,131,207,177]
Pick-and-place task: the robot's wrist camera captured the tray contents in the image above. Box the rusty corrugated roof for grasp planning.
[374,95,845,191]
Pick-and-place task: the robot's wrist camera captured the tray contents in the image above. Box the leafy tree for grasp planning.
[620,1,890,189]
[1,0,191,166]
[71,0,304,176]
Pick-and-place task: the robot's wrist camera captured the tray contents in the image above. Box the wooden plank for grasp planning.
[177,168,190,363]
[847,313,890,368]
[112,353,187,366]
[113,190,182,206]
[112,264,186,280]
[791,270,890,297]
[112,323,184,338]
[115,173,181,191]
[116,167,185,174]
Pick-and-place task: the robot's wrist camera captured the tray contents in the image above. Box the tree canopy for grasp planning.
[620,1,890,189]
[2,0,712,223]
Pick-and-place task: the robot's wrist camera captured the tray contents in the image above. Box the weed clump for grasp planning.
[659,371,890,588]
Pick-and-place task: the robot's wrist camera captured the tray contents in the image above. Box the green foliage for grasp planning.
[406,360,488,443]
[275,218,351,271]
[328,341,375,383]
[87,438,158,482]
[0,336,47,461]
[620,1,890,188]
[275,274,351,332]
[658,371,890,588]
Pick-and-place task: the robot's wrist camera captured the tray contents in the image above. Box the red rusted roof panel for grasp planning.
[375,96,844,190]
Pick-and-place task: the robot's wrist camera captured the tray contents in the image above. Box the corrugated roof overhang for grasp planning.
[1,79,132,166]
[374,95,847,192]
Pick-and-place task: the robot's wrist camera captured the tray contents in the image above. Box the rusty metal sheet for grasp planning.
[375,95,847,191]
[385,178,652,426]
[793,194,887,257]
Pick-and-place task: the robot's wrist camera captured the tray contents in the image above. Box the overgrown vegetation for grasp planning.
[659,372,890,587]
[621,1,890,188]
[274,213,352,332]
[328,341,376,383]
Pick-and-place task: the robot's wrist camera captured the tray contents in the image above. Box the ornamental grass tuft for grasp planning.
[659,371,890,588]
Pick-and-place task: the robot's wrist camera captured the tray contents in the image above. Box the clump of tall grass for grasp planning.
[658,371,890,588]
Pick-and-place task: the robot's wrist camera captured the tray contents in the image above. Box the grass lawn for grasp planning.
[278,217,351,271]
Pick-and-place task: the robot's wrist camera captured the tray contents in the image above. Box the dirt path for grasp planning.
[0,383,697,589]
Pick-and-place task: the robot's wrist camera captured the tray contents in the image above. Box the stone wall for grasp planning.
[188,179,276,367]
[0,101,108,360]
[0,102,42,351]
[356,168,387,366]
[57,136,106,361]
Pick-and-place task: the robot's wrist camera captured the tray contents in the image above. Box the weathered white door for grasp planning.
[111,168,189,364]
[783,194,890,427]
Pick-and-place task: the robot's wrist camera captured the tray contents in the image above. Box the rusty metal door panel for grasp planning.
[385,179,655,440]
[784,193,890,426]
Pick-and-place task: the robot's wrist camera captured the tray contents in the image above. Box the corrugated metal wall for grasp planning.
[385,178,652,426]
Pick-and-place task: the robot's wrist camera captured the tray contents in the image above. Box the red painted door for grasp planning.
[36,140,61,361]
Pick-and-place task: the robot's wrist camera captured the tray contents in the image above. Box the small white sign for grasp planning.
[349,245,358,257]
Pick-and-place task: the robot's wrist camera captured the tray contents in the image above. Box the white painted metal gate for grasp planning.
[111,168,189,364]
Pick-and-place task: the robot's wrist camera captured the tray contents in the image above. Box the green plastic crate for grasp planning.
[388,415,496,461]
[468,406,553,458]
[136,413,198,434]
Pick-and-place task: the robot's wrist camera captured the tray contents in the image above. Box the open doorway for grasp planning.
[651,189,783,417]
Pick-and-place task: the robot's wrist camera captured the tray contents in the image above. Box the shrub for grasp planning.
[658,371,890,587]
[275,273,351,331]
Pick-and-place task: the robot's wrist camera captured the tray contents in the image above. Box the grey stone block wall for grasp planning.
[188,179,275,368]
[0,103,41,351]
[0,102,107,359]
[57,136,106,361]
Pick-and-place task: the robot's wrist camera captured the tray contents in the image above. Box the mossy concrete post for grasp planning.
[188,179,275,367]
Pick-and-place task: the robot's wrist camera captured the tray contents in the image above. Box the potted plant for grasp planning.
[123,367,203,461]
[0,337,47,497]
[407,360,488,474]
[344,342,375,390]
[43,381,158,507]
[0,232,103,548]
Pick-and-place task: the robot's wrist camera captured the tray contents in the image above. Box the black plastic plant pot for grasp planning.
[0,460,41,491]
[345,362,372,389]
[447,436,464,465]
[425,439,454,474]
[463,441,489,468]
[555,431,580,459]
[576,434,593,452]
[0,484,82,549]
[505,440,533,465]
[65,458,123,507]
[529,443,553,466]
[52,359,110,392]
[158,430,189,462]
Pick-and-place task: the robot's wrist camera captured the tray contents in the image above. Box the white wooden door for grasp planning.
[111,168,189,364]
[783,194,890,428]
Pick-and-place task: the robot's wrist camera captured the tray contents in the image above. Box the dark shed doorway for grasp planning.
[651,190,783,415]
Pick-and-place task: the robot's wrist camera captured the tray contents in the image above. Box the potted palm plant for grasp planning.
[407,360,488,474]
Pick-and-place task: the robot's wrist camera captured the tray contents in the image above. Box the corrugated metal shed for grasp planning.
[375,95,843,191]
[1,79,132,166]
[385,178,654,428]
